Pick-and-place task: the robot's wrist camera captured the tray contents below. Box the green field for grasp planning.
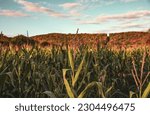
[0,45,150,98]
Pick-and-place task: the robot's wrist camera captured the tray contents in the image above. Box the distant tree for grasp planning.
[0,31,3,38]
[76,28,79,34]
[41,41,50,47]
[11,35,36,46]
[27,30,29,37]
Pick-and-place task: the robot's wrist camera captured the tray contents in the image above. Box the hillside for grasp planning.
[109,32,150,48]
[0,32,150,48]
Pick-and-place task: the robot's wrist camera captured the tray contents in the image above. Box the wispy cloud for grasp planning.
[77,0,138,4]
[79,10,150,24]
[77,0,139,9]
[69,10,81,16]
[120,21,149,28]
[120,23,147,29]
[59,2,82,17]
[120,0,138,2]
[79,0,138,3]
[59,3,81,9]
[0,9,28,17]
[15,0,68,17]
[94,21,149,33]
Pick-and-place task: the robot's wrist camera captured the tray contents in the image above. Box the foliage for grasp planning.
[0,45,149,98]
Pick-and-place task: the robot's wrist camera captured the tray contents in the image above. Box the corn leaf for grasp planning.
[142,82,150,98]
[68,50,75,83]
[72,56,85,87]
[43,91,56,98]
[96,82,105,98]
[68,50,74,72]
[78,81,96,98]
[129,91,136,98]
[63,69,75,98]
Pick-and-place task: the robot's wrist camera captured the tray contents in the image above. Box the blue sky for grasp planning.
[0,0,150,36]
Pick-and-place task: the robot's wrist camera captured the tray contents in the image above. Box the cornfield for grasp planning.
[0,44,150,98]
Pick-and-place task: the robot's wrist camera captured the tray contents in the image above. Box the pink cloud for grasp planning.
[119,21,150,29]
[60,3,81,9]
[15,0,68,17]
[120,0,137,2]
[121,23,144,28]
[69,10,81,17]
[59,2,82,17]
[96,21,149,33]
[0,9,28,17]
[79,10,150,24]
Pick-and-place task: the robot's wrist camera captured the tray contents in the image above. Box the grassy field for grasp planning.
[0,44,150,98]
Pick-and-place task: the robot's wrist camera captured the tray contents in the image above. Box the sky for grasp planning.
[0,0,150,36]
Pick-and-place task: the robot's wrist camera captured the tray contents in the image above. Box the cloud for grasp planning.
[79,0,138,3]
[59,3,81,9]
[59,2,82,17]
[0,9,28,17]
[120,0,137,2]
[95,21,150,33]
[69,10,81,16]
[15,0,68,17]
[119,21,150,29]
[77,0,138,8]
[121,23,145,29]
[79,10,150,24]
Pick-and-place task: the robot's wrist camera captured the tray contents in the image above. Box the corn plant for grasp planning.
[0,45,149,98]
[131,51,150,98]
[62,49,114,98]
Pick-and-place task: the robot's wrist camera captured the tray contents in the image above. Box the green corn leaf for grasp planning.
[78,81,96,98]
[5,72,15,87]
[142,82,150,98]
[72,55,85,87]
[105,83,114,97]
[0,66,9,75]
[24,86,33,98]
[68,50,74,72]
[129,91,136,98]
[63,69,75,98]
[68,50,75,83]
[43,91,56,98]
[0,66,11,91]
[96,82,105,98]
[0,74,6,91]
